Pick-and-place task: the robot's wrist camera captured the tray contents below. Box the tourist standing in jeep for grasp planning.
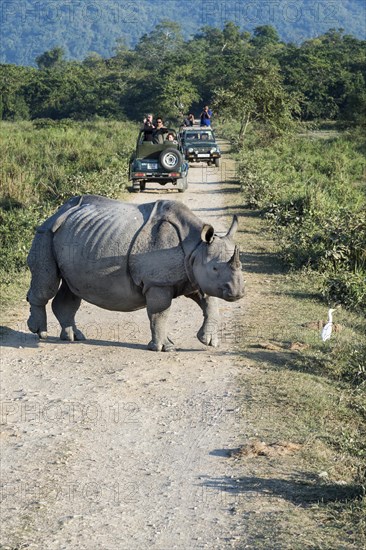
[142,114,155,141]
[200,106,212,127]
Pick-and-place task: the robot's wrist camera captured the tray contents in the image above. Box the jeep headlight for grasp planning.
[210,147,217,153]
[188,148,193,153]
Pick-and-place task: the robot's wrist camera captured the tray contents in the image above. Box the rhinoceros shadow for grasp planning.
[0,326,39,349]
[199,472,364,507]
[0,325,206,352]
[193,205,249,213]
[0,325,147,350]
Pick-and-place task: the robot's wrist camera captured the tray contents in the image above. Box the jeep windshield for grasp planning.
[184,131,214,142]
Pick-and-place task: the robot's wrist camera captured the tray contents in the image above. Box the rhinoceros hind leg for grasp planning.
[27,304,48,339]
[52,280,85,342]
[27,229,61,338]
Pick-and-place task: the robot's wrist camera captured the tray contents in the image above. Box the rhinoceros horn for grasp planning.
[226,215,238,239]
[229,246,241,269]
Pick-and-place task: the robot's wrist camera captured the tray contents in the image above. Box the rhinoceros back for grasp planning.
[52,195,152,311]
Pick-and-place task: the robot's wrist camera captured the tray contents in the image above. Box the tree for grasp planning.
[188,23,253,109]
[278,30,366,120]
[0,65,34,120]
[213,58,300,141]
[340,72,366,125]
[251,26,280,47]
[36,47,65,69]
[2,22,364,125]
[154,63,199,120]
[134,20,184,65]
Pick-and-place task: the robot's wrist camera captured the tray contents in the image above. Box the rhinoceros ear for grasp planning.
[226,215,238,239]
[201,224,214,244]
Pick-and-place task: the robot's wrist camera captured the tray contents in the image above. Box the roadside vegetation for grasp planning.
[220,118,365,377]
[218,122,366,542]
[238,126,366,313]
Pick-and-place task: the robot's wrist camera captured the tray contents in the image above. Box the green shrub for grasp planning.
[0,203,52,283]
[324,269,366,312]
[54,166,130,202]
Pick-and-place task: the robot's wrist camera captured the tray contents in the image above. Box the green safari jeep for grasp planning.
[180,127,221,167]
[129,128,189,192]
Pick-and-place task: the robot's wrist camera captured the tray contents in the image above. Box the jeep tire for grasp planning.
[160,148,183,172]
[177,175,188,193]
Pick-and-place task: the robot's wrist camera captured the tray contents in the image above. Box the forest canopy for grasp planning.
[1,23,365,128]
[1,0,365,66]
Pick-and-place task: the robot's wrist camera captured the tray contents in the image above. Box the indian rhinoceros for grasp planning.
[26,195,244,351]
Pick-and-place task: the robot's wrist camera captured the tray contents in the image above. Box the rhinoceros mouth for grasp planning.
[222,289,244,301]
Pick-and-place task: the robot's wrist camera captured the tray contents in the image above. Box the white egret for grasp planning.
[321,308,336,342]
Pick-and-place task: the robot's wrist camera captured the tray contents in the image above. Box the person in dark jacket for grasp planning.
[143,113,155,141]
[200,106,212,127]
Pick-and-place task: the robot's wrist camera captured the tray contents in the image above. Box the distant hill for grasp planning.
[1,0,365,65]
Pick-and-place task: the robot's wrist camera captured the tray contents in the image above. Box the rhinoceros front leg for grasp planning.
[145,287,175,352]
[187,292,220,347]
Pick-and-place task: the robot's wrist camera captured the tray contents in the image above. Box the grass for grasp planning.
[241,358,366,548]
[229,189,366,547]
[0,118,137,308]
[0,119,137,205]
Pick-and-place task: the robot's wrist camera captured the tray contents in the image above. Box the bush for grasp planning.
[0,203,52,284]
[324,269,366,312]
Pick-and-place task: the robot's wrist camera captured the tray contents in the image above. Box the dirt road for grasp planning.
[1,148,249,549]
[2,142,362,550]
